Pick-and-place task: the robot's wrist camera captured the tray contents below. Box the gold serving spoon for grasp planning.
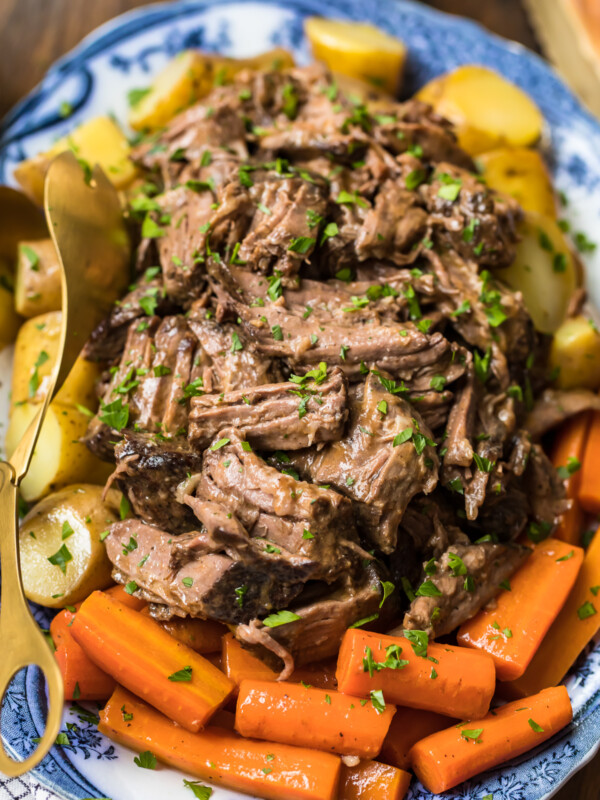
[0,152,130,776]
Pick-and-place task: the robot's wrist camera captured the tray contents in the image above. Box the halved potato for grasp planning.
[129,48,295,131]
[11,311,101,410]
[15,238,61,317]
[305,17,405,96]
[0,258,21,349]
[550,315,600,390]
[19,484,119,607]
[14,116,138,205]
[417,65,543,155]
[478,147,557,218]
[501,212,576,334]
[5,402,112,502]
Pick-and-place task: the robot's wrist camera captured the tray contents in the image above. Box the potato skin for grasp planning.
[478,147,557,219]
[11,311,101,410]
[417,65,543,156]
[15,238,61,317]
[19,484,120,607]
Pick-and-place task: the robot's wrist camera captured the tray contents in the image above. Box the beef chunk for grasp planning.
[112,431,204,534]
[188,367,348,451]
[289,372,439,552]
[525,388,600,439]
[184,429,361,583]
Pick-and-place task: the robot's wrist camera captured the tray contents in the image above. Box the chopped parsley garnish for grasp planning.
[557,457,581,480]
[134,750,157,770]
[370,689,386,714]
[183,780,213,799]
[210,438,230,451]
[262,610,301,628]
[28,350,50,397]
[528,718,545,733]
[349,613,379,629]
[288,236,315,254]
[379,581,395,608]
[99,397,130,431]
[416,579,442,597]
[405,629,428,658]
[168,665,193,682]
[461,728,483,741]
[577,601,597,620]
[47,544,72,574]
[235,585,248,607]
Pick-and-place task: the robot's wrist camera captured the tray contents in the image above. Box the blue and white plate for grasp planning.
[1,1,600,798]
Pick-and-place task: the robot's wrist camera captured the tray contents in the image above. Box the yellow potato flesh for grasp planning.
[0,260,20,349]
[5,402,112,502]
[305,17,405,95]
[478,147,557,218]
[19,484,119,607]
[501,212,576,334]
[15,238,61,317]
[14,116,137,205]
[11,311,101,410]
[417,65,543,155]
[550,315,600,390]
[129,48,295,132]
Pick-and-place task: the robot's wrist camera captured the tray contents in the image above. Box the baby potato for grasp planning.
[11,311,101,410]
[128,48,294,131]
[550,315,600,390]
[478,147,557,218]
[417,65,543,156]
[14,116,138,205]
[305,17,405,95]
[501,212,576,334]
[0,258,21,349]
[15,238,61,317]
[19,484,119,607]
[5,401,112,502]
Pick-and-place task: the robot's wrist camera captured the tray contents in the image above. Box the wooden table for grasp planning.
[0,1,598,798]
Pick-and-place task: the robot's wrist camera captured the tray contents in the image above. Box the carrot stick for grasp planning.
[409,686,572,794]
[141,607,226,653]
[457,538,583,680]
[339,760,411,800]
[235,679,395,758]
[71,590,234,731]
[502,527,600,698]
[578,410,600,513]
[552,412,591,543]
[378,707,455,771]
[54,642,115,701]
[105,583,147,611]
[336,629,495,720]
[99,686,341,800]
[50,606,115,701]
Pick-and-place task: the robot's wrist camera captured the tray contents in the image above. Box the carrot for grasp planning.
[457,538,583,680]
[235,679,395,758]
[336,629,495,720]
[409,686,572,794]
[378,707,454,771]
[105,583,147,611]
[578,410,600,513]
[552,412,591,543]
[50,606,114,701]
[339,760,411,800]
[71,590,234,731]
[141,606,226,653]
[502,527,600,698]
[222,634,338,692]
[54,641,115,701]
[99,686,341,800]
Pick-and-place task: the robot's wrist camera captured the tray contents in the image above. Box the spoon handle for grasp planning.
[0,462,64,775]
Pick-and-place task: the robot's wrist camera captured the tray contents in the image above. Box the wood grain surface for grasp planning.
[0,1,598,798]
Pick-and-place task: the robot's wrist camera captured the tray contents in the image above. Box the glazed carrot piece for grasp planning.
[54,641,115,701]
[336,629,495,720]
[99,686,341,800]
[552,412,591,543]
[141,607,226,653]
[222,634,338,692]
[457,538,583,680]
[339,760,411,800]
[409,686,572,794]
[71,590,234,731]
[235,679,395,758]
[578,411,600,513]
[378,707,455,771]
[105,583,147,611]
[503,527,600,698]
[50,607,114,701]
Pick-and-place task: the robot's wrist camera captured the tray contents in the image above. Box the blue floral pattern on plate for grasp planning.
[1,1,600,798]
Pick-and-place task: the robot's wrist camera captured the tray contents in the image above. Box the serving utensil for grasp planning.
[0,152,129,776]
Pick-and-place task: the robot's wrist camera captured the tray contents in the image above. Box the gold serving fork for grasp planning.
[0,152,129,776]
